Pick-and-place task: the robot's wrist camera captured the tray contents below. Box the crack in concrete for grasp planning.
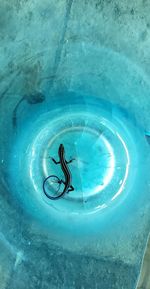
[0,70,21,101]
[48,0,74,88]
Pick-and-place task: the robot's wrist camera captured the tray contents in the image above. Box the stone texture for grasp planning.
[137,238,150,289]
[0,0,150,289]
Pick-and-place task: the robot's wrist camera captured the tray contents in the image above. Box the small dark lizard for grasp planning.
[43,144,74,200]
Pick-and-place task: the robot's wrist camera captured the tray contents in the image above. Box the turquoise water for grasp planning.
[1,37,150,288]
[7,92,150,247]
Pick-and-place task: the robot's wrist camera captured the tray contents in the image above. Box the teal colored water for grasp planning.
[0,2,150,287]
[7,92,150,247]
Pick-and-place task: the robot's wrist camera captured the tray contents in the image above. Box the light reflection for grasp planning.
[93,135,115,194]
[111,133,130,201]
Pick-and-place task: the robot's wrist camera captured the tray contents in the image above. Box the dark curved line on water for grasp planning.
[43,175,65,200]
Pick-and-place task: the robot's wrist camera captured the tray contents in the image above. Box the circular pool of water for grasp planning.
[7,92,149,239]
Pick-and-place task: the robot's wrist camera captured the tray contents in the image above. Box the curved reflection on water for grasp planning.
[6,92,150,243]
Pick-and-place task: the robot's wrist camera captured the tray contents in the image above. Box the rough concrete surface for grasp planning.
[0,0,150,288]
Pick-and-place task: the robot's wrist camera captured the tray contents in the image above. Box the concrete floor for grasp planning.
[0,1,150,289]
[137,237,150,289]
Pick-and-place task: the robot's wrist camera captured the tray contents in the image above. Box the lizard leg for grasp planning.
[51,158,60,164]
[67,185,74,192]
[66,158,75,164]
[58,179,66,185]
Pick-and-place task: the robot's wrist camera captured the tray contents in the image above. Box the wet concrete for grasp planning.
[0,1,150,288]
